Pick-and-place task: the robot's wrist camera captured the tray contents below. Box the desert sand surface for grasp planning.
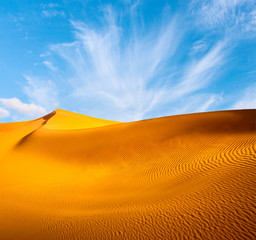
[0,109,255,239]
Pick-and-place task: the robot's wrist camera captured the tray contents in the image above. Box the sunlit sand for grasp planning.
[0,109,255,239]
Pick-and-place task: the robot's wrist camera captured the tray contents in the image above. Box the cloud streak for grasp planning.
[23,75,59,111]
[232,83,256,109]
[3,2,254,122]
[173,41,226,98]
[46,7,227,121]
[191,0,256,38]
[43,61,57,71]
[50,10,182,120]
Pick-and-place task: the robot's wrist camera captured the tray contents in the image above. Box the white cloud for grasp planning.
[42,10,65,18]
[1,3,254,123]
[41,3,59,9]
[40,52,51,58]
[0,98,47,118]
[43,61,57,71]
[41,3,65,18]
[232,83,256,109]
[49,8,182,121]
[38,6,230,121]
[245,10,256,33]
[0,107,10,119]
[168,94,220,116]
[191,0,256,35]
[47,3,59,8]
[172,41,226,99]
[23,75,58,111]
[196,94,221,112]
[190,40,208,55]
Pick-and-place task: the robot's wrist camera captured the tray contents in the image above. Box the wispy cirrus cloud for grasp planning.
[168,93,221,116]
[50,9,182,120]
[23,75,59,111]
[232,83,256,109]
[42,10,65,18]
[245,9,256,34]
[43,6,227,121]
[41,2,65,18]
[190,0,256,38]
[43,61,57,71]
[173,40,226,98]
[191,0,254,27]
[190,40,208,55]
[3,1,254,122]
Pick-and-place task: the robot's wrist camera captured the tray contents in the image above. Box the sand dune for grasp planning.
[42,109,120,130]
[0,109,255,239]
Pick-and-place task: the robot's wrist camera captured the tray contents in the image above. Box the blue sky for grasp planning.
[0,0,256,122]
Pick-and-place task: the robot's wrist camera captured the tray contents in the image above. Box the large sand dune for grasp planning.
[0,109,255,239]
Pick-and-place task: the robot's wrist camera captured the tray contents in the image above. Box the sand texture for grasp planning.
[0,109,255,239]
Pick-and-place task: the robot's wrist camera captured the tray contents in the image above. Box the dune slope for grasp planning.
[42,109,120,130]
[0,109,255,239]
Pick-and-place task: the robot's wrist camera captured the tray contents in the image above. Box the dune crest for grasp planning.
[0,109,255,239]
[42,109,120,130]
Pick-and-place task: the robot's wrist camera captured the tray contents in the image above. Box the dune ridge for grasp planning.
[0,109,255,239]
[42,109,120,130]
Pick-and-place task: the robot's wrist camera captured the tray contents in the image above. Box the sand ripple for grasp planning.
[0,109,255,239]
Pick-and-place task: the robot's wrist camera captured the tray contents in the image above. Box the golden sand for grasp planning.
[0,109,255,239]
